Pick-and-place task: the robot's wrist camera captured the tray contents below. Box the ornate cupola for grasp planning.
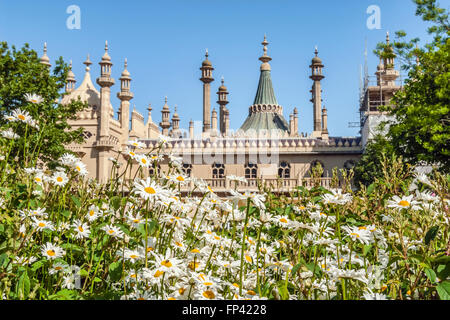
[118,59,133,141]
[40,42,51,68]
[66,60,76,92]
[200,49,214,133]
[240,36,289,134]
[217,77,229,135]
[160,97,171,136]
[171,105,181,138]
[310,46,325,138]
[97,41,114,88]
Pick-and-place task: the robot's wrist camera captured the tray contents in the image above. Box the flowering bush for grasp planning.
[0,97,449,300]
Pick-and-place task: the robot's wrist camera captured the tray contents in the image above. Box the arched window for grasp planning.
[182,163,192,177]
[278,161,291,178]
[245,163,258,179]
[310,160,325,177]
[212,163,225,179]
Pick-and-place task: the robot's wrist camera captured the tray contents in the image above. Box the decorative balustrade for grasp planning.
[180,177,338,193]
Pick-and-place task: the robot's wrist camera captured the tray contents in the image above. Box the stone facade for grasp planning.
[49,35,400,192]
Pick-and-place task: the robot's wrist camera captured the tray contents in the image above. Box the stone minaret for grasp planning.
[40,42,51,68]
[96,41,115,182]
[171,105,181,138]
[310,47,325,138]
[189,119,194,139]
[321,106,329,140]
[211,108,218,137]
[200,49,214,133]
[66,61,76,92]
[217,77,229,136]
[294,107,299,135]
[160,97,171,136]
[117,59,133,144]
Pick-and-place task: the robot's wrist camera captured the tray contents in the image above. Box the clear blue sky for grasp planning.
[0,0,440,136]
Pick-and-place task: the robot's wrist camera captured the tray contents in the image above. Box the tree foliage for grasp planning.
[0,42,87,166]
[357,0,449,187]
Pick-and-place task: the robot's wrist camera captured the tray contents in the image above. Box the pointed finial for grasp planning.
[124,58,128,69]
[105,40,109,52]
[83,54,92,71]
[165,96,168,104]
[386,31,390,45]
[221,76,224,85]
[40,42,51,67]
[259,35,272,65]
[205,48,209,60]
[69,60,72,69]
[315,46,319,56]
[147,103,152,112]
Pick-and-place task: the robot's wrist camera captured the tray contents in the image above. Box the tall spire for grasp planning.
[200,49,214,133]
[240,36,290,134]
[253,35,278,105]
[40,42,51,68]
[66,60,76,92]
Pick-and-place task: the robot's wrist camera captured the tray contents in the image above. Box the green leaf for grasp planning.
[437,264,450,281]
[71,195,81,208]
[17,270,30,299]
[367,183,375,195]
[290,263,302,275]
[425,268,437,283]
[93,277,102,283]
[436,281,450,300]
[78,269,89,277]
[425,226,439,245]
[109,261,122,282]
[277,281,289,300]
[60,210,71,218]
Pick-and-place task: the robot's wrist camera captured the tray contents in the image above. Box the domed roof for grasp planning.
[202,59,212,67]
[312,56,322,64]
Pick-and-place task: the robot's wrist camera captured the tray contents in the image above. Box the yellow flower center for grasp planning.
[204,282,213,286]
[191,248,200,253]
[35,177,42,182]
[78,226,84,232]
[176,176,184,182]
[202,290,215,299]
[144,187,156,194]
[154,270,164,278]
[56,177,63,182]
[108,230,114,234]
[38,222,46,227]
[399,200,410,207]
[245,255,252,263]
[232,283,240,288]
[18,114,26,121]
[168,297,176,300]
[247,290,256,296]
[351,232,360,238]
[178,288,186,295]
[188,261,199,270]
[359,226,367,230]
[47,250,56,257]
[76,166,81,171]
[133,219,140,223]
[89,210,95,216]
[141,158,147,164]
[130,255,138,259]
[280,218,288,223]
[161,260,172,268]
